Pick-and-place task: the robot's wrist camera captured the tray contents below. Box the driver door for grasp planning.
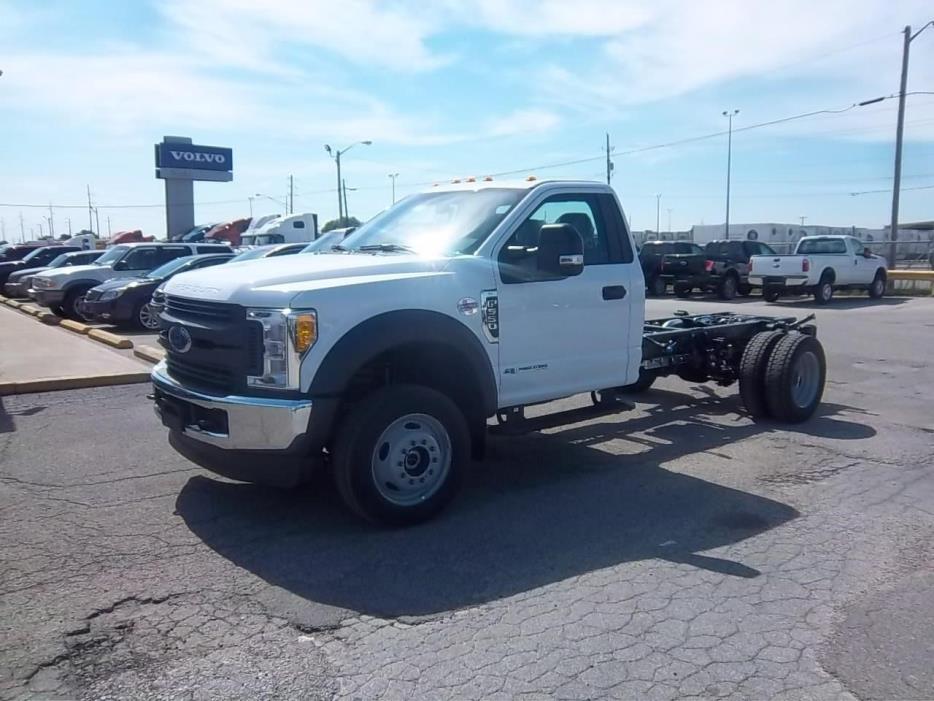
[494,190,640,407]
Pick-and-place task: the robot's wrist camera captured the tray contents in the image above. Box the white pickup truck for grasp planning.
[749,235,887,304]
[151,180,827,525]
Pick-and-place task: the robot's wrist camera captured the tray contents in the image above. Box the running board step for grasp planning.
[489,395,635,436]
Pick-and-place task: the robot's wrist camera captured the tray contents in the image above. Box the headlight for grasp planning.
[32,277,55,290]
[246,308,317,390]
[99,289,121,301]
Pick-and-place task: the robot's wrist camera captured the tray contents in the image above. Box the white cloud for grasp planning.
[450,0,651,36]
[486,108,561,137]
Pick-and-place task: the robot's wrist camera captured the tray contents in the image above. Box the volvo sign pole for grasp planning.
[155,136,233,239]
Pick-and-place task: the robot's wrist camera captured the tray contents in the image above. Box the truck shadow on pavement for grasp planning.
[176,389,874,618]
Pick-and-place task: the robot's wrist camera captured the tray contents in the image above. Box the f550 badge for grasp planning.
[480,290,498,343]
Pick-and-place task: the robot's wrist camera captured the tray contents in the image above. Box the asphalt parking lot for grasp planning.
[1,295,932,700]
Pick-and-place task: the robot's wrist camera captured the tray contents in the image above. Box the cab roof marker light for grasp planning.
[483,176,494,181]
[525,175,537,181]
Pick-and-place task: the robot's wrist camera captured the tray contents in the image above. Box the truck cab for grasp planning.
[152,180,825,525]
[240,213,319,247]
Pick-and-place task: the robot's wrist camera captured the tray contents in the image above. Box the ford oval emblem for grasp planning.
[167,325,192,354]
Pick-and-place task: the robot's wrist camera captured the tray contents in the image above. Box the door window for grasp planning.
[498,195,609,283]
[120,247,161,271]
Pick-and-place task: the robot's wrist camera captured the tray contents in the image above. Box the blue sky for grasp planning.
[1,0,933,241]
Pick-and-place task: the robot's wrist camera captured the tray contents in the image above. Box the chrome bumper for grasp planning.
[151,360,312,451]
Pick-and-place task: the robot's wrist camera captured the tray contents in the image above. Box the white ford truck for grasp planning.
[749,235,887,304]
[151,180,827,525]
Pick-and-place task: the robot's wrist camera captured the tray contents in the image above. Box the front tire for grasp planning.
[63,287,91,321]
[134,300,161,330]
[868,271,886,299]
[50,304,67,318]
[764,333,826,423]
[332,384,470,526]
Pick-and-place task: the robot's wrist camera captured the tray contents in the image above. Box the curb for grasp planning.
[133,345,165,364]
[87,328,134,350]
[5,299,23,309]
[60,319,91,334]
[0,372,152,397]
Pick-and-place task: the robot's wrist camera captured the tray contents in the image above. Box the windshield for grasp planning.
[95,245,130,266]
[302,231,344,253]
[245,214,280,232]
[341,188,525,256]
[230,246,277,262]
[22,247,52,263]
[48,253,71,267]
[144,255,196,279]
[242,233,285,246]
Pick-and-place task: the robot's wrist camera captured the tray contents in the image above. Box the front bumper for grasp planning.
[32,289,65,307]
[3,281,28,298]
[151,360,312,451]
[79,297,133,324]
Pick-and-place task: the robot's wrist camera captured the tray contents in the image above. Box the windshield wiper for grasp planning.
[330,244,349,251]
[358,243,416,254]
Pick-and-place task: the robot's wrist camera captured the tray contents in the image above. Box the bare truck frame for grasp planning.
[492,311,824,434]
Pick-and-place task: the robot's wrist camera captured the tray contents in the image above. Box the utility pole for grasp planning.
[95,208,101,239]
[656,194,661,234]
[289,174,294,214]
[889,21,933,268]
[799,216,807,226]
[67,218,72,236]
[723,109,739,240]
[388,173,399,204]
[48,204,55,238]
[19,212,25,242]
[107,216,112,237]
[336,153,343,220]
[342,179,349,221]
[605,133,614,185]
[86,185,94,232]
[38,222,44,237]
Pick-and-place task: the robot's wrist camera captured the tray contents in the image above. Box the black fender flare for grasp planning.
[309,309,498,416]
[818,268,836,283]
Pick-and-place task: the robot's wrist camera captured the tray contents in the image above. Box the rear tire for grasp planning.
[648,276,666,297]
[764,334,826,423]
[763,288,781,303]
[868,271,885,299]
[738,331,785,420]
[50,304,67,318]
[813,276,834,305]
[332,384,470,526]
[673,283,692,298]
[738,283,752,296]
[718,274,738,300]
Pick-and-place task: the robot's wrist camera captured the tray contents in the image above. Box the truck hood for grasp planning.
[37,264,109,284]
[8,266,49,282]
[164,253,450,306]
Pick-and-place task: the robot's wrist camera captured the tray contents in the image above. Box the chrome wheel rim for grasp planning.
[724,277,736,296]
[72,294,88,320]
[791,351,820,408]
[371,413,451,507]
[139,303,159,329]
[873,278,884,296]
[821,283,832,301]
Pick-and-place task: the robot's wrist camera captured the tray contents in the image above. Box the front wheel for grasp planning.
[868,271,886,299]
[63,287,91,321]
[718,274,738,300]
[332,384,470,526]
[134,300,161,330]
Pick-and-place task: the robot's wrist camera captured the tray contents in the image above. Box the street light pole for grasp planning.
[325,140,372,223]
[889,21,933,268]
[388,172,399,204]
[723,109,739,240]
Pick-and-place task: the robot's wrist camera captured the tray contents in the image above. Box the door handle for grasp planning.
[602,285,627,300]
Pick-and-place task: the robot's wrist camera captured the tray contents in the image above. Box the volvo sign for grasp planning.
[155,136,234,239]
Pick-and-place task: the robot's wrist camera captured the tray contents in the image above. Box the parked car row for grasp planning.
[639,235,888,304]
[4,233,354,330]
[174,213,319,247]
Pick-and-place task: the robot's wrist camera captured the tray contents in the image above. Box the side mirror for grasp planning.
[537,223,584,277]
[862,248,873,258]
[112,260,127,271]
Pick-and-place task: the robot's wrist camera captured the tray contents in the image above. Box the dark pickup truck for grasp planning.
[662,239,776,299]
[639,241,703,296]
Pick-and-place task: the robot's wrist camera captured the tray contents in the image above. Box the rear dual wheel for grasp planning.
[739,331,825,423]
[673,283,692,298]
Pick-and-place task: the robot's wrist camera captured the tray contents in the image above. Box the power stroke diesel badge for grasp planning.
[167,325,193,354]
